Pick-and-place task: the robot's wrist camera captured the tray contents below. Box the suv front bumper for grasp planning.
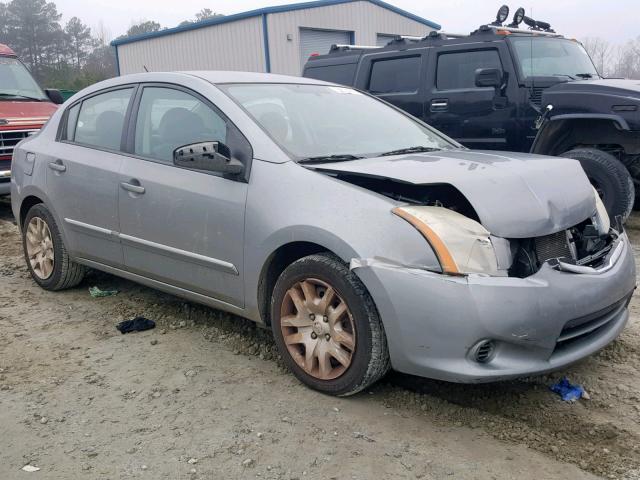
[355,233,636,382]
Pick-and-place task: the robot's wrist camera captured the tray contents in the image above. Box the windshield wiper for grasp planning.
[297,154,364,164]
[0,93,45,101]
[380,146,440,156]
[575,73,595,79]
[551,73,576,80]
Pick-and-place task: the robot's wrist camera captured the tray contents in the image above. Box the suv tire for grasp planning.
[561,148,634,222]
[271,253,390,396]
[22,203,86,291]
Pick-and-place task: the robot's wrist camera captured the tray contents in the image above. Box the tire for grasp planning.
[561,148,634,222]
[22,203,86,291]
[271,253,390,396]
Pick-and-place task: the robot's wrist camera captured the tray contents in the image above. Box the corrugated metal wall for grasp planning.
[117,17,265,75]
[116,1,435,76]
[267,1,433,75]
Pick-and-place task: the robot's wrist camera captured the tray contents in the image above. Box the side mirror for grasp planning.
[44,88,64,105]
[173,141,244,175]
[475,68,503,88]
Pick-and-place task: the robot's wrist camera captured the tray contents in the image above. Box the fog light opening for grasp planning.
[472,340,496,363]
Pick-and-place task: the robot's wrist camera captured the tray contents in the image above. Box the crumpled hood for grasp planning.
[307,149,596,238]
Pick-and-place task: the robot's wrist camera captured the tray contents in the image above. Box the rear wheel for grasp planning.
[22,204,86,291]
[561,148,634,222]
[271,253,390,396]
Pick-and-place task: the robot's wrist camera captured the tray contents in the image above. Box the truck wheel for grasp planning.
[271,253,390,396]
[561,148,634,222]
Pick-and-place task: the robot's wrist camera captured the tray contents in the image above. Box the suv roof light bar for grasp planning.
[482,25,562,37]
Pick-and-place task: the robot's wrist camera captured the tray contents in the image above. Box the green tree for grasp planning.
[3,0,62,77]
[125,20,161,37]
[64,16,92,69]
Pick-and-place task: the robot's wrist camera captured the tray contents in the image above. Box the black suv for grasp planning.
[303,8,640,221]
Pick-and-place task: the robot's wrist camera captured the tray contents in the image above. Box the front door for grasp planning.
[46,86,135,267]
[424,46,513,150]
[118,85,249,307]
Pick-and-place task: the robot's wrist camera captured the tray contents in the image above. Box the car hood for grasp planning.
[305,149,596,238]
[0,100,57,128]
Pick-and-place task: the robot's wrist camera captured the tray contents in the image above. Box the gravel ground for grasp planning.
[1,196,639,479]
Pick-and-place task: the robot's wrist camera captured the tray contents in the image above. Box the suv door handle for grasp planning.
[48,160,66,172]
[430,99,449,112]
[120,180,145,194]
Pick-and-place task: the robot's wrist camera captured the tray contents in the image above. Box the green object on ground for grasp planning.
[89,286,118,298]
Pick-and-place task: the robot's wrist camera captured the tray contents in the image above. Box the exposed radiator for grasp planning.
[534,230,573,262]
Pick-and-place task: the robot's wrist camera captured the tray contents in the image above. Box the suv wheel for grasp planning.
[22,204,86,290]
[271,253,390,396]
[561,148,634,222]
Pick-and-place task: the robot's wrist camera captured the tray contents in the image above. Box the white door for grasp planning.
[300,28,351,71]
[376,34,397,47]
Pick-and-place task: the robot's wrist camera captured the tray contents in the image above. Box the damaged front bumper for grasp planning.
[353,233,636,383]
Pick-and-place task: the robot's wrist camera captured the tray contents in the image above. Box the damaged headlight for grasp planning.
[592,187,611,236]
[392,206,500,276]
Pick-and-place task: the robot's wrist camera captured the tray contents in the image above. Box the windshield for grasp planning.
[509,37,599,79]
[220,83,455,159]
[0,57,47,100]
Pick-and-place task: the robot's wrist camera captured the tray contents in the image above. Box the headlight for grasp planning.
[392,206,499,275]
[592,187,610,235]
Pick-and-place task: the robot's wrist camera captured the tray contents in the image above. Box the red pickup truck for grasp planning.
[0,43,62,195]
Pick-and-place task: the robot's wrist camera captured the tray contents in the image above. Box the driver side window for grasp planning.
[134,86,227,163]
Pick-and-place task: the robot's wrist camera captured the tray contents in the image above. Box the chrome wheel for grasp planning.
[280,278,356,380]
[25,216,54,280]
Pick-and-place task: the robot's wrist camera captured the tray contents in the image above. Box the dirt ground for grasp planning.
[1,196,639,480]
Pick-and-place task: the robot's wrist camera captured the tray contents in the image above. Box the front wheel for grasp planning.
[561,148,634,222]
[271,253,390,396]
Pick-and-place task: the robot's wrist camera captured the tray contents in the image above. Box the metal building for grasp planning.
[111,0,440,76]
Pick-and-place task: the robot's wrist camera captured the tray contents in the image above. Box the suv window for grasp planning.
[73,88,133,150]
[437,50,501,90]
[134,87,227,163]
[369,56,421,94]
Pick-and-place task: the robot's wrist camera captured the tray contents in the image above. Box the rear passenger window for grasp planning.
[368,56,421,94]
[74,88,133,150]
[63,103,80,141]
[304,63,356,85]
[436,50,501,90]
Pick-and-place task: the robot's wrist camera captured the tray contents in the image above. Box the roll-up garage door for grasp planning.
[376,34,397,47]
[300,28,352,71]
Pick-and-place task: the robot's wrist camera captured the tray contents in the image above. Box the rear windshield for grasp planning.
[509,37,599,79]
[220,83,455,159]
[0,57,47,100]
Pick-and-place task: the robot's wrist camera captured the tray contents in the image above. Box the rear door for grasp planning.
[357,50,428,119]
[424,45,513,149]
[117,84,251,307]
[46,86,135,267]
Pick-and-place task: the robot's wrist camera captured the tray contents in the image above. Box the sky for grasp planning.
[53,0,639,45]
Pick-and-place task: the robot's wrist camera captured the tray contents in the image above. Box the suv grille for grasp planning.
[534,231,572,262]
[529,87,547,107]
[0,129,38,158]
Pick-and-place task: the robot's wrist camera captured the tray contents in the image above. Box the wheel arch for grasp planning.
[19,195,45,230]
[257,241,334,327]
[531,116,640,157]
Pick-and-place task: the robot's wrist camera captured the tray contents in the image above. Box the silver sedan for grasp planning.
[10,72,636,395]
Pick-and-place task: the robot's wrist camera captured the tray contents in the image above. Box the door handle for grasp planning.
[48,160,66,172]
[430,99,449,112]
[120,181,145,194]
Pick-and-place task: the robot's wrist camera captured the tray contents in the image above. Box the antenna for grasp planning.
[143,65,149,72]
